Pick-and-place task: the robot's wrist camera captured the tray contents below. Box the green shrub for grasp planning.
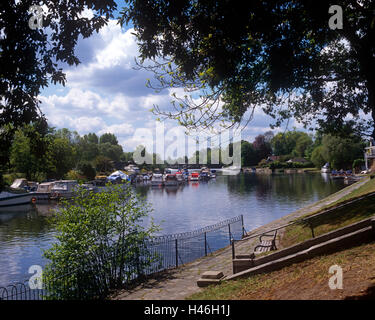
[43,184,160,299]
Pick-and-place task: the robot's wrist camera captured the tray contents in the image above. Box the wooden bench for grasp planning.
[253,230,278,254]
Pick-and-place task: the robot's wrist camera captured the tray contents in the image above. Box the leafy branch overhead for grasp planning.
[121,0,375,136]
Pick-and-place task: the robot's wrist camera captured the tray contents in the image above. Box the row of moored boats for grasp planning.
[0,167,217,208]
[150,167,216,187]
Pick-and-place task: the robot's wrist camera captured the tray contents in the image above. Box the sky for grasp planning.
[38,11,306,156]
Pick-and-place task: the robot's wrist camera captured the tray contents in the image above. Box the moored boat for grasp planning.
[175,171,184,184]
[189,172,200,181]
[35,181,55,200]
[321,163,331,173]
[0,191,35,208]
[164,174,179,186]
[151,173,164,187]
[50,180,79,200]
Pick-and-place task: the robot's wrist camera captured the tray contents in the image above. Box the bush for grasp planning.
[65,170,84,182]
[77,162,96,181]
[43,184,160,299]
[353,159,365,171]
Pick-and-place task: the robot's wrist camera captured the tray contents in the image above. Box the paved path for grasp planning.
[112,178,369,300]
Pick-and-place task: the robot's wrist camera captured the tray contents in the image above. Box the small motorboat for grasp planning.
[189,172,200,181]
[151,173,164,187]
[0,191,36,208]
[164,174,179,186]
[35,181,55,200]
[330,170,345,179]
[321,163,331,173]
[50,180,79,200]
[175,171,184,184]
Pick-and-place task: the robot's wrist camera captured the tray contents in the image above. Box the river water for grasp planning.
[0,172,345,286]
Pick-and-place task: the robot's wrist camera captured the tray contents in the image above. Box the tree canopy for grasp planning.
[121,0,375,136]
[0,0,117,188]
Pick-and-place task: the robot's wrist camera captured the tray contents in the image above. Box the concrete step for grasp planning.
[197,271,225,287]
[201,271,224,279]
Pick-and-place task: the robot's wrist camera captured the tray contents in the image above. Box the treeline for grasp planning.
[5,125,132,183]
[4,123,368,185]
[237,129,366,171]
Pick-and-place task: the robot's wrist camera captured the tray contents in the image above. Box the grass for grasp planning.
[187,241,375,300]
[187,176,375,300]
[281,177,375,248]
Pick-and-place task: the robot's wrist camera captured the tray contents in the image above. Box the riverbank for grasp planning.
[112,176,369,300]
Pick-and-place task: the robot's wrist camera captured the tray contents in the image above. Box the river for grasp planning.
[0,172,345,286]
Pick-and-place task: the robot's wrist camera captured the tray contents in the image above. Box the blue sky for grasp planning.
[38,9,305,154]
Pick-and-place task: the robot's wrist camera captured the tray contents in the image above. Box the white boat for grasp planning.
[10,178,29,190]
[151,173,164,187]
[35,181,55,200]
[50,180,79,199]
[107,171,130,184]
[175,171,184,184]
[321,163,331,173]
[220,165,241,175]
[0,191,35,208]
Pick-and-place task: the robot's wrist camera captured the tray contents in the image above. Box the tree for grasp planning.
[121,1,375,136]
[0,0,117,188]
[240,140,257,167]
[94,155,114,173]
[99,133,118,145]
[77,161,96,181]
[43,184,159,299]
[253,134,272,164]
[293,134,313,158]
[76,134,100,163]
[320,134,364,169]
[10,130,36,180]
[9,123,50,180]
[310,146,326,169]
[271,131,312,157]
[47,135,76,179]
[99,142,123,162]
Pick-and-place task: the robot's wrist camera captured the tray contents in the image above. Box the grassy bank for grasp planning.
[188,241,375,300]
[187,176,375,300]
[281,177,375,248]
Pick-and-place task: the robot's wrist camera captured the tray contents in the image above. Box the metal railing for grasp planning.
[0,215,244,300]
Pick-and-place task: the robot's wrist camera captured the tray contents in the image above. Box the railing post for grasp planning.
[309,222,315,238]
[231,238,235,260]
[228,223,231,244]
[241,215,245,238]
[175,239,178,268]
[204,232,207,256]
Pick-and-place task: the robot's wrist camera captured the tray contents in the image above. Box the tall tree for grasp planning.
[0,0,117,188]
[121,1,375,136]
[99,133,118,145]
[253,134,272,164]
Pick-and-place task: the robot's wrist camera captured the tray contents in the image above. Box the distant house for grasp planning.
[266,155,281,162]
[286,157,309,163]
[364,138,375,171]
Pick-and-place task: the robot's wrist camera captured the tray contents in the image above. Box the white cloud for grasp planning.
[39,19,307,153]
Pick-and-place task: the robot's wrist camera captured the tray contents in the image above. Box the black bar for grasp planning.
[175,239,178,268]
[241,214,245,237]
[228,223,231,244]
[204,232,207,256]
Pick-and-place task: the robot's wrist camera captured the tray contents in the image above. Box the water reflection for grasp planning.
[0,173,345,286]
